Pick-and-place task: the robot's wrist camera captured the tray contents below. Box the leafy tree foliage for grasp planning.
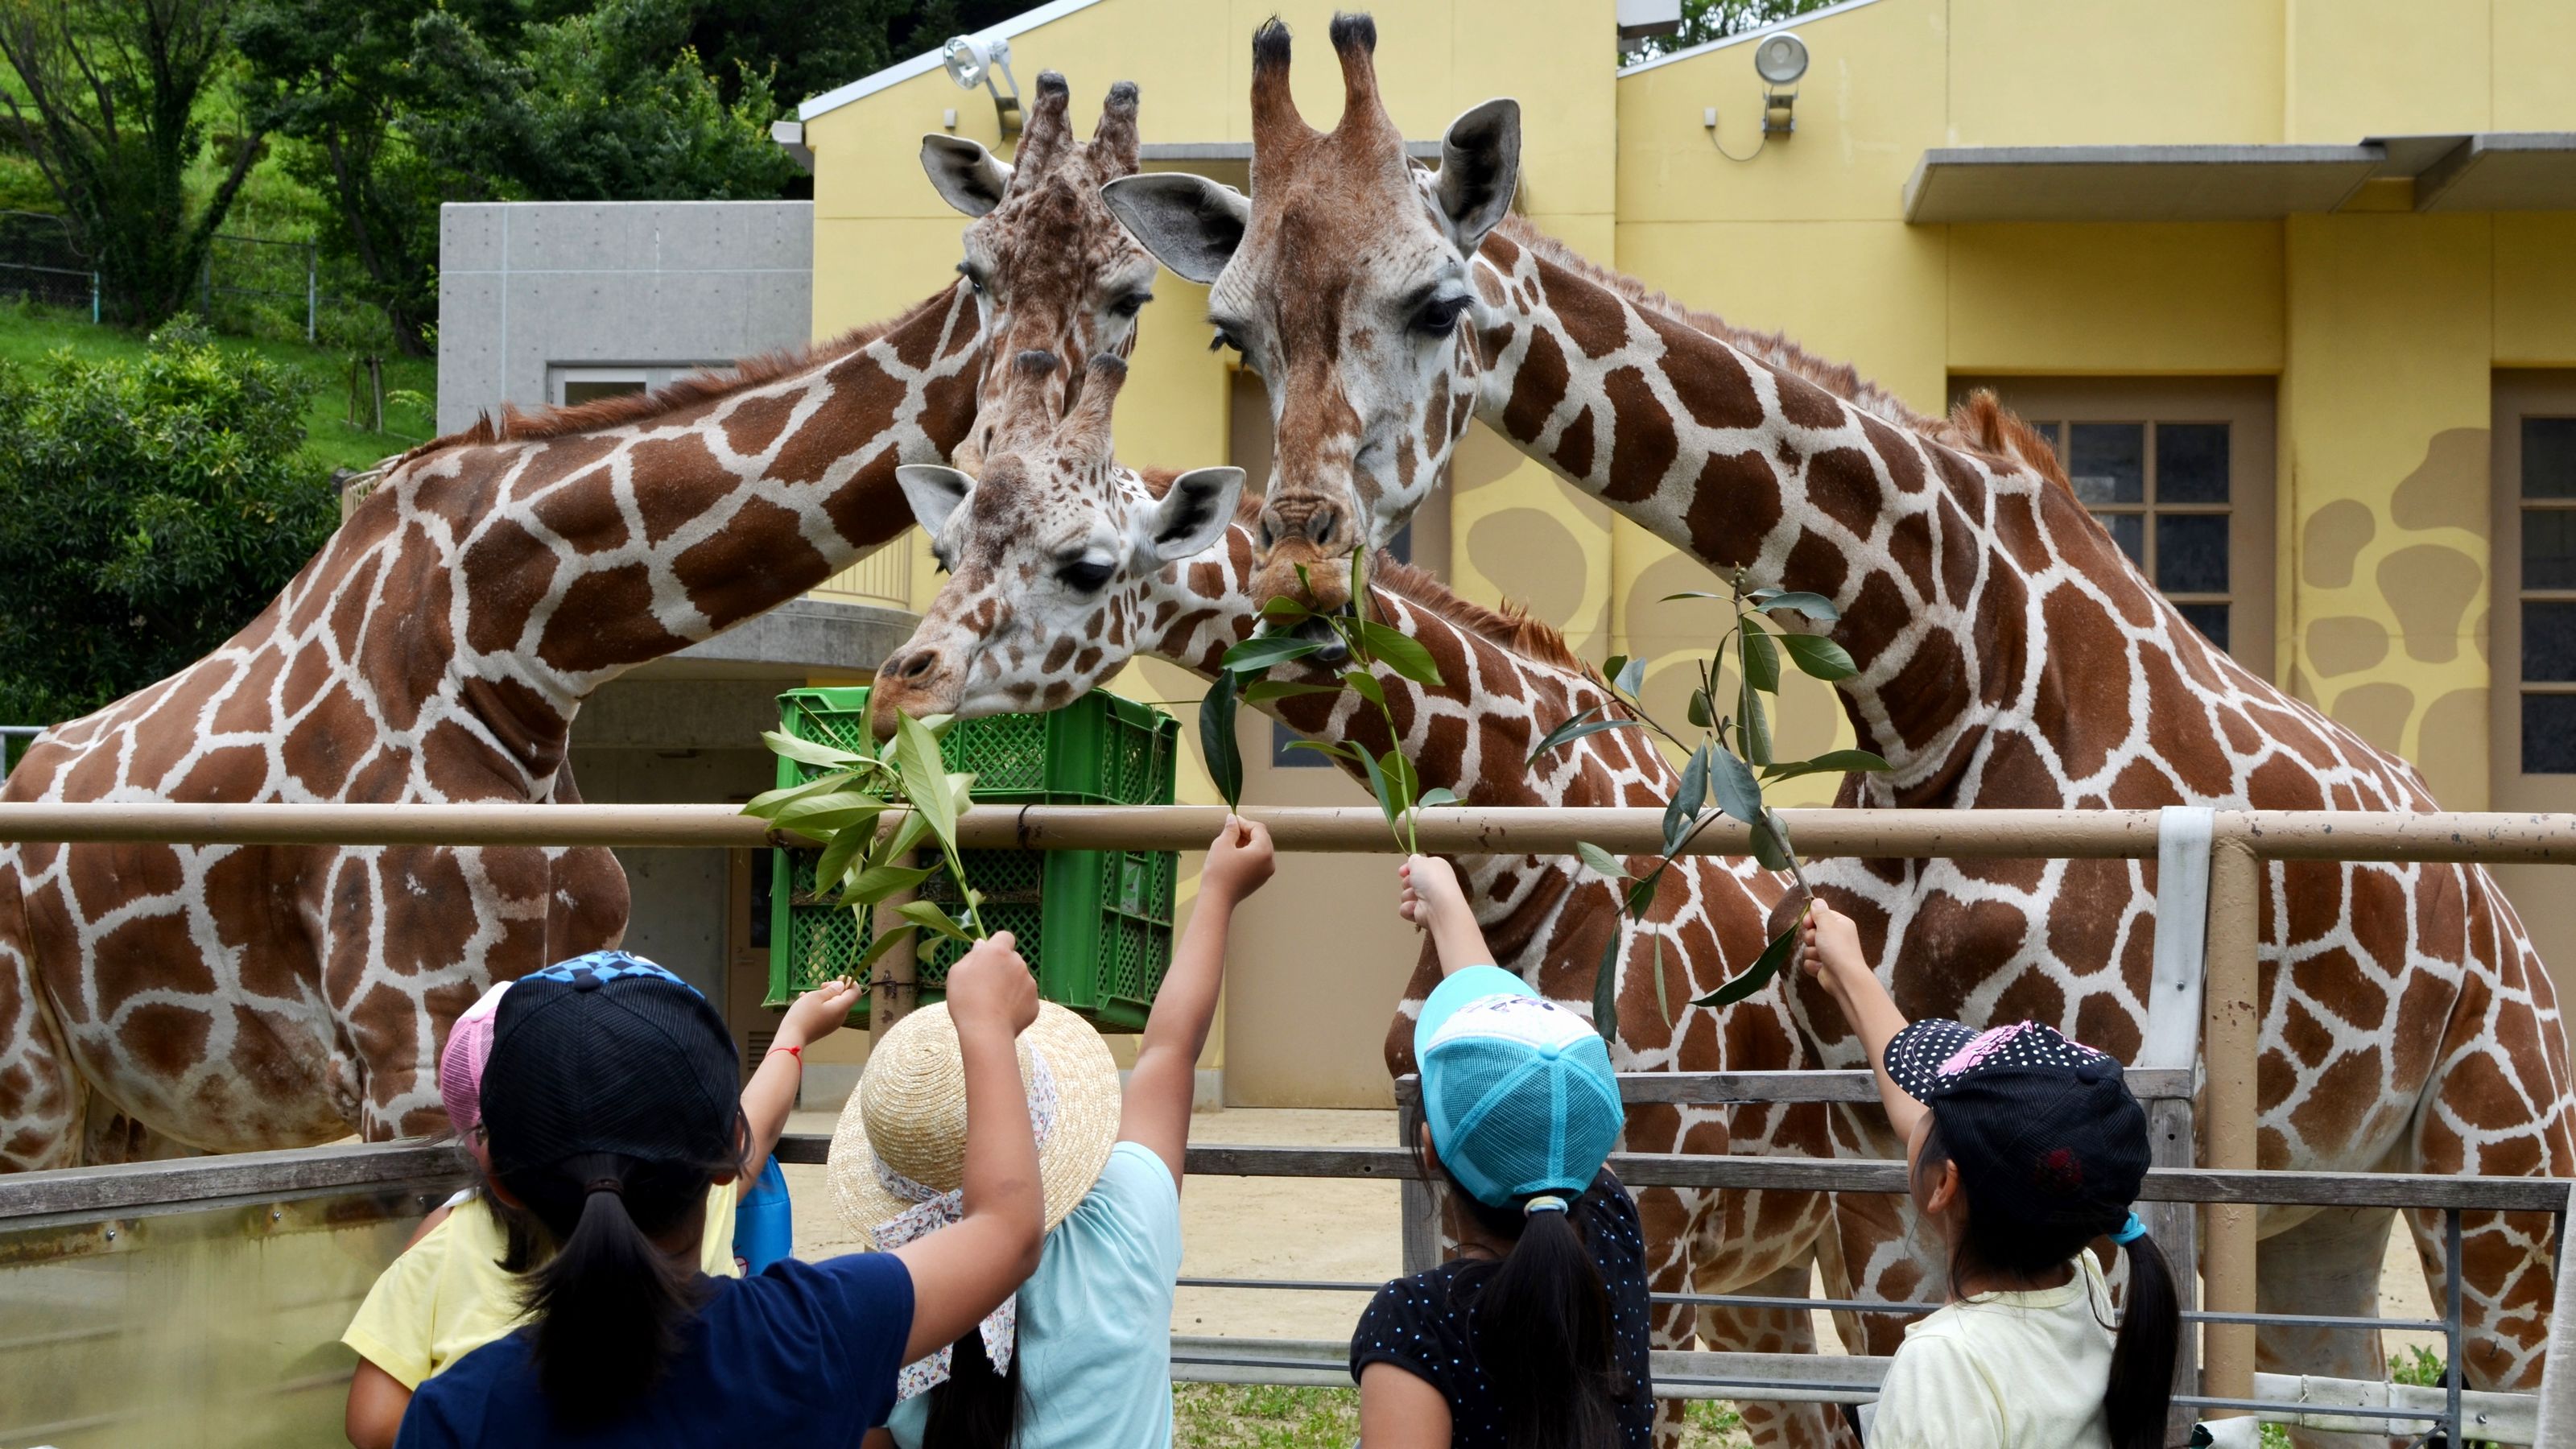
[0,0,270,328]
[1620,0,1842,63]
[0,323,336,724]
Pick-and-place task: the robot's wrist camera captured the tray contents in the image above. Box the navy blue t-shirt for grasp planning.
[398,1251,914,1448]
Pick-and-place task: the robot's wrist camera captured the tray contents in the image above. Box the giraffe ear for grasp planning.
[1101,174,1248,286]
[921,135,1013,217]
[1434,98,1521,253]
[897,464,976,533]
[1146,467,1245,561]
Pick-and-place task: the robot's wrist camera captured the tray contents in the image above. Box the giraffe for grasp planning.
[0,74,1160,1170]
[873,350,1856,1449]
[1099,14,2576,1397]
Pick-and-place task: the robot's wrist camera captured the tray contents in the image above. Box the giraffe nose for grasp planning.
[1255,497,1343,553]
[894,647,939,680]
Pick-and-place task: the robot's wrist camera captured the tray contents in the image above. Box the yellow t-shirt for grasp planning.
[342,1187,742,1389]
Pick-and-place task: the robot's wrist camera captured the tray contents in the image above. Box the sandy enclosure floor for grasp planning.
[783,1103,2447,1367]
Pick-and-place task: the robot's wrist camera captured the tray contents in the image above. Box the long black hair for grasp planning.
[919,1325,1025,1449]
[1416,1125,1626,1449]
[505,1134,742,1426]
[1914,1122,2181,1449]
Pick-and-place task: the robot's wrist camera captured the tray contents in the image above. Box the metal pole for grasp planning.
[89,270,97,324]
[306,244,316,342]
[2446,1208,2466,1449]
[2199,831,2263,1412]
[866,886,919,1042]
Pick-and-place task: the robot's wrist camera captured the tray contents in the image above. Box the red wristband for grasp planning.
[767,1044,802,1063]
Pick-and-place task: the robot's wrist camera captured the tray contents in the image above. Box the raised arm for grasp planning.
[1398,855,1492,975]
[736,980,863,1195]
[1800,902,1926,1145]
[1121,817,1274,1184]
[891,934,1045,1363]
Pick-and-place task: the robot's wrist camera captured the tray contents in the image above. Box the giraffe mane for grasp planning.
[392,289,957,467]
[1370,555,1605,686]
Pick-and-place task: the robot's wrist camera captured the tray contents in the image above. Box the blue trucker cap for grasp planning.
[1414,965,1624,1207]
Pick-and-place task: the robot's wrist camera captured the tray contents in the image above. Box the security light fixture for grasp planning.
[1753,32,1809,87]
[1705,29,1808,160]
[941,33,1022,136]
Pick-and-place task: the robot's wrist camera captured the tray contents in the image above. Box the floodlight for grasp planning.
[940,34,1022,135]
[1753,32,1809,86]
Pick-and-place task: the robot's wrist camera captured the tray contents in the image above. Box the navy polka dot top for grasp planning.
[1348,1170,1655,1447]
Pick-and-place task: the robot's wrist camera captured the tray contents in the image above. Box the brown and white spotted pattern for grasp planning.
[1105,13,2576,1397]
[873,419,1856,1446]
[0,76,1162,1170]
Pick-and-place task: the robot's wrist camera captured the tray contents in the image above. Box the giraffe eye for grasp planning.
[1110,290,1153,319]
[1412,294,1472,337]
[1056,558,1115,592]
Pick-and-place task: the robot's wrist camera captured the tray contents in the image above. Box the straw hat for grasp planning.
[831,1000,1122,1240]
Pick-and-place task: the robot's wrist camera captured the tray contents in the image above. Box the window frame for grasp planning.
[1950,376,2278,683]
[2491,372,2576,799]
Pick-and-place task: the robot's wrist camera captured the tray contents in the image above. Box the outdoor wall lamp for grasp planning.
[1705,30,1807,161]
[941,34,1022,137]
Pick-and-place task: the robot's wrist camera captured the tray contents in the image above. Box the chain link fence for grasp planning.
[0,210,391,351]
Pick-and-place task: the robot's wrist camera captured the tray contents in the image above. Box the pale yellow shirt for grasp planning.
[341,1187,741,1389]
[1870,1250,2117,1449]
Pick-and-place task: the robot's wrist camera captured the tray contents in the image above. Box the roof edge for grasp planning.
[799,0,1110,122]
[1616,0,1888,78]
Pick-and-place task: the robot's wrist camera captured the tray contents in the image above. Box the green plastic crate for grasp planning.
[766,687,1179,1030]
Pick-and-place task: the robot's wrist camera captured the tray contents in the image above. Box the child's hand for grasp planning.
[1201,815,1277,903]
[778,978,862,1049]
[1800,901,1867,995]
[944,931,1039,1039]
[1397,855,1468,933]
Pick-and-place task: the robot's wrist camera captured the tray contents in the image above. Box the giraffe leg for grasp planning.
[2252,1205,2400,1449]
[1633,1183,1702,1449]
[78,1104,203,1165]
[1693,1253,1860,1449]
[0,866,80,1171]
[1828,1190,1925,1358]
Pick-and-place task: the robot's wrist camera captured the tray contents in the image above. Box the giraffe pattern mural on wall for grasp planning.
[0,75,1158,1170]
[872,353,1859,1448]
[1098,14,2576,1393]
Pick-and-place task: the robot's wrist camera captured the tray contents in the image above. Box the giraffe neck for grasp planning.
[1465,221,2155,797]
[378,283,982,794]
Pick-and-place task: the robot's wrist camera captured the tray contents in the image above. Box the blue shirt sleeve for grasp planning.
[763,1251,918,1416]
[1084,1141,1183,1281]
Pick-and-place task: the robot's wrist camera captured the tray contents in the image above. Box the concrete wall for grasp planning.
[436,200,814,436]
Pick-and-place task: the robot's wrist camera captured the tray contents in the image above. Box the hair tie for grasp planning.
[584,1177,624,1198]
[2112,1212,2147,1245]
[1522,1195,1569,1216]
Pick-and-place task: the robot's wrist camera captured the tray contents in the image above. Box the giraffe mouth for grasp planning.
[1290,611,1352,668]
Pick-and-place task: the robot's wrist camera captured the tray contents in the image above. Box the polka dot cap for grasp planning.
[522,949,702,996]
[1883,1017,2109,1104]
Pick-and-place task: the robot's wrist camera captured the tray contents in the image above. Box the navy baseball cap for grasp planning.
[1415,964,1624,1207]
[1884,1018,2149,1235]
[480,951,741,1179]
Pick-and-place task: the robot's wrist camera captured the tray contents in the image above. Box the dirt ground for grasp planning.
[782,1102,2447,1368]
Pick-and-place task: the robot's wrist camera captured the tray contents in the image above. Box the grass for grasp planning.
[1170,1385,1753,1448]
[0,299,436,475]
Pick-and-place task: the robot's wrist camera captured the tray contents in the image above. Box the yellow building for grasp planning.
[794,0,2576,1106]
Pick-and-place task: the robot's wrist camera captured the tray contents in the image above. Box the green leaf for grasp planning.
[1652,933,1670,1029]
[895,898,976,943]
[1525,704,1640,766]
[878,809,937,863]
[1576,840,1630,881]
[761,729,866,770]
[1355,747,1402,832]
[1739,621,1781,693]
[1199,671,1244,811]
[1261,595,1316,621]
[1761,749,1894,782]
[1593,927,1620,1046]
[1355,619,1443,686]
[1612,656,1648,697]
[1750,810,1794,873]
[1757,591,1840,621]
[851,922,920,975]
[1692,918,1802,1009]
[1241,679,1343,704]
[1601,654,1630,687]
[1736,675,1773,768]
[743,771,868,818]
[1379,748,1419,819]
[894,713,959,850]
[1779,632,1858,682]
[1662,745,1708,853]
[1658,590,1726,602]
[1624,865,1665,918]
[1686,688,1712,729]
[1224,633,1327,674]
[1418,786,1460,809]
[772,792,889,833]
[1707,744,1764,824]
[811,823,872,897]
[1340,669,1387,709]
[837,861,936,906]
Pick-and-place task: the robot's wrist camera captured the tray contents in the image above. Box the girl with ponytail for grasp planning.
[1802,904,2181,1449]
[396,943,1047,1447]
[1353,857,1654,1448]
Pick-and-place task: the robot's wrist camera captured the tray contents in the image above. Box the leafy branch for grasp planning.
[741,712,988,989]
[1198,554,1458,852]
[1528,573,1891,1042]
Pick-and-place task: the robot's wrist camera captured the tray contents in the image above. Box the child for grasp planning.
[1352,854,1656,1449]
[341,963,860,1447]
[850,816,1276,1449]
[1800,901,2180,1449]
[390,939,1044,1445]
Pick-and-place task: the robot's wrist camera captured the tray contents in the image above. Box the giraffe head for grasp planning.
[1100,14,1518,612]
[869,350,1244,735]
[922,71,1159,469]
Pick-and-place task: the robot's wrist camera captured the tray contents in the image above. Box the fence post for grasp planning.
[1394,1078,1439,1275]
[89,271,97,325]
[865,887,918,1044]
[2200,829,2263,1412]
[306,244,316,343]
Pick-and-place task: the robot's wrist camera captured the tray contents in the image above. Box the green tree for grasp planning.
[1620,0,1842,63]
[0,0,271,328]
[0,323,336,724]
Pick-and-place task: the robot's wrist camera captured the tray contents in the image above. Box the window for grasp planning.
[547,363,729,408]
[1952,378,2276,680]
[2496,376,2576,783]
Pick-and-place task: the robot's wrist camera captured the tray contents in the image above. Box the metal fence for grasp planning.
[0,211,379,346]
